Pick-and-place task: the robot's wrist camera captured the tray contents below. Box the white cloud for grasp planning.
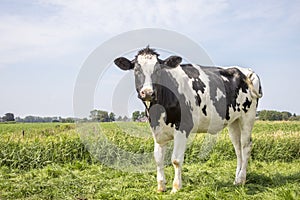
[0,0,230,67]
[0,15,84,67]
[0,0,298,69]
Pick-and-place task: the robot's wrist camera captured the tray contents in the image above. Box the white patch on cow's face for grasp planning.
[216,88,226,101]
[137,54,158,91]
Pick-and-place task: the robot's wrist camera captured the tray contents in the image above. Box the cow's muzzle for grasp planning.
[139,88,154,101]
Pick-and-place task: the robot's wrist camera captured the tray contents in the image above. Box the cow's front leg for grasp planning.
[154,142,167,192]
[171,130,187,194]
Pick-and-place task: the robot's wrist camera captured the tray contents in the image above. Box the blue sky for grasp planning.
[0,0,299,118]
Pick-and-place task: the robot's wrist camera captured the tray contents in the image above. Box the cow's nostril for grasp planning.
[140,90,145,98]
[140,88,154,100]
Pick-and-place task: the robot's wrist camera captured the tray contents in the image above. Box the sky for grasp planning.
[0,0,299,118]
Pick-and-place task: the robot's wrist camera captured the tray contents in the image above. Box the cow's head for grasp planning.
[114,46,182,107]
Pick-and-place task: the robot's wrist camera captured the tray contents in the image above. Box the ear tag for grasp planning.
[145,101,151,109]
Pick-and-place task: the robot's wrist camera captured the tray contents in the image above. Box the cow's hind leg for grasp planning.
[229,116,254,185]
[154,142,167,192]
[228,120,242,184]
[236,117,254,185]
[171,130,187,194]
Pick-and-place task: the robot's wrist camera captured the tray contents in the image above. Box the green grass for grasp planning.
[0,121,299,199]
[0,123,92,170]
[0,160,299,199]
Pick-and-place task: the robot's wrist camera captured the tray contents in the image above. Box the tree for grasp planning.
[289,114,300,121]
[2,113,15,122]
[90,110,110,122]
[98,110,109,122]
[132,110,147,121]
[140,111,146,118]
[132,111,140,121]
[15,117,23,122]
[90,110,100,121]
[123,116,129,122]
[281,111,292,121]
[109,112,116,122]
[116,116,123,121]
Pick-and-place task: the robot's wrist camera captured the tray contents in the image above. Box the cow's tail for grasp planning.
[245,69,263,99]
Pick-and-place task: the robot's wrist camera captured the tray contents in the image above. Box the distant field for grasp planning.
[0,121,299,199]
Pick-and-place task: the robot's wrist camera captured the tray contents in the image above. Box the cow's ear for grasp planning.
[114,57,134,70]
[163,56,182,68]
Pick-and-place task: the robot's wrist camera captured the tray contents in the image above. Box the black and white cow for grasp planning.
[114,46,262,193]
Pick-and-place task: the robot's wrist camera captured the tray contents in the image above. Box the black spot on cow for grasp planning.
[256,99,259,108]
[242,97,252,113]
[226,110,230,121]
[195,95,201,107]
[181,64,206,107]
[149,69,194,137]
[134,65,146,96]
[201,67,227,119]
[237,103,241,112]
[202,105,207,116]
[201,67,249,120]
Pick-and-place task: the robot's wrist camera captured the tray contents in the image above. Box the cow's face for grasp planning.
[114,47,182,106]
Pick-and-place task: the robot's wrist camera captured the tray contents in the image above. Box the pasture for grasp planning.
[0,121,299,199]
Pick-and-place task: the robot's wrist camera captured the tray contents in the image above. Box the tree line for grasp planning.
[60,109,300,122]
[1,109,299,123]
[257,110,300,121]
[89,110,139,122]
[15,116,76,123]
[89,110,116,122]
[0,113,77,123]
[0,111,130,123]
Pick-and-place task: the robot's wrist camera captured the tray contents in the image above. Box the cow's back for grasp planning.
[179,65,262,134]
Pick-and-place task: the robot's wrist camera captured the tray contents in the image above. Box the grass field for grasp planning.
[0,121,299,199]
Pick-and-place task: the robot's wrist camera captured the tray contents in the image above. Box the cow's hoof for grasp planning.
[157,187,166,193]
[170,188,179,194]
[234,178,246,185]
[171,181,181,194]
[157,181,166,193]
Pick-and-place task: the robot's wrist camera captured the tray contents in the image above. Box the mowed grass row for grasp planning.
[0,121,300,170]
[1,159,299,199]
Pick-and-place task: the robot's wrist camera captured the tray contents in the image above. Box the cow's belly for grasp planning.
[187,102,219,134]
[192,101,251,135]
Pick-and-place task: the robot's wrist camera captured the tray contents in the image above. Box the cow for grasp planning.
[114,46,262,193]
